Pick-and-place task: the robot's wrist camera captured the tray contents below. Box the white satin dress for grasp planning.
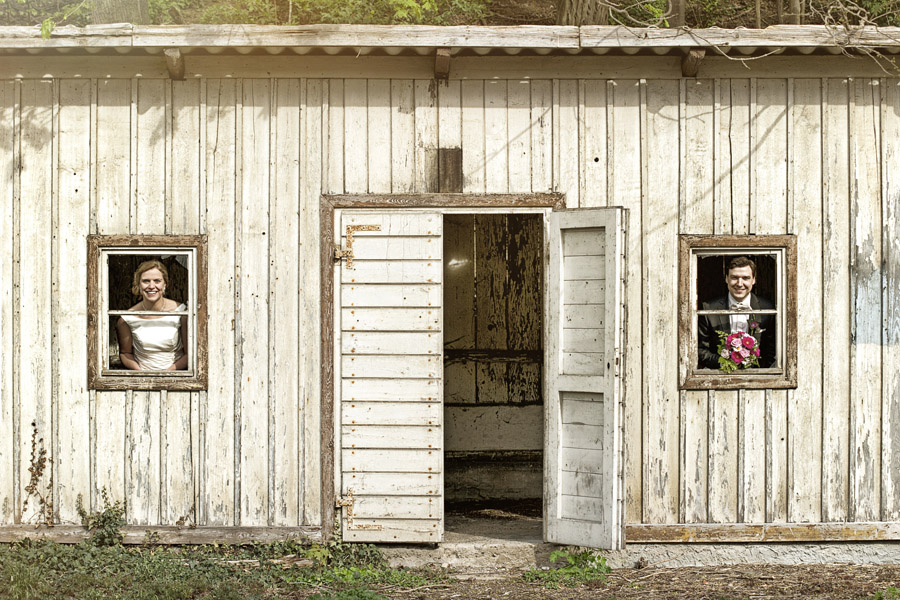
[120,303,185,370]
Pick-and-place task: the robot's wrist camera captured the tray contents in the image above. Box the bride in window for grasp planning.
[116,259,187,371]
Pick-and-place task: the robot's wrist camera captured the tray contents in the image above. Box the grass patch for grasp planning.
[523,548,611,589]
[0,537,449,600]
[874,587,900,600]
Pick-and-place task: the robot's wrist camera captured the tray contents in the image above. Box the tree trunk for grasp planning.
[91,0,150,25]
[788,0,802,24]
[557,0,609,25]
[670,0,685,27]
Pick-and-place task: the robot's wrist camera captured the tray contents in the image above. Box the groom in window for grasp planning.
[697,256,776,370]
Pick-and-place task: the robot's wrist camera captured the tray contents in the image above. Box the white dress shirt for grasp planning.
[728,293,751,333]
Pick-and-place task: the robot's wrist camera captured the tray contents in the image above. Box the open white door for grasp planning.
[545,207,626,549]
[335,209,443,543]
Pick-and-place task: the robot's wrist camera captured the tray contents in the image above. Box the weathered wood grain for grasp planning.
[414,80,438,193]
[507,214,542,404]
[680,78,713,524]
[203,78,237,527]
[270,78,301,527]
[707,80,738,525]
[849,77,883,522]
[344,79,368,194]
[821,77,851,522]
[627,521,900,543]
[0,524,322,545]
[368,79,391,194]
[437,80,461,152]
[460,80,485,193]
[238,79,272,527]
[580,79,607,208]
[325,79,344,195]
[787,77,823,523]
[508,80,531,194]
[475,214,509,405]
[530,80,553,193]
[301,79,324,527]
[883,80,900,521]
[18,80,54,525]
[10,23,900,52]
[555,80,580,207]
[488,80,520,191]
[391,80,416,194]
[0,80,14,525]
[754,78,789,524]
[54,79,92,524]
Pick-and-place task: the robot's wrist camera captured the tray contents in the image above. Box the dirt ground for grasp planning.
[374,501,900,599]
[388,564,900,599]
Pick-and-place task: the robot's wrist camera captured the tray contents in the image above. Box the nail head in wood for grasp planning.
[164,48,186,80]
[434,48,451,80]
[681,48,706,77]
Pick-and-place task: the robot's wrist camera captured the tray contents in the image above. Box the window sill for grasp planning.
[681,369,798,390]
[89,373,207,392]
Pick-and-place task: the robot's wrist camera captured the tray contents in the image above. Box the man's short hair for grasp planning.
[725,256,756,278]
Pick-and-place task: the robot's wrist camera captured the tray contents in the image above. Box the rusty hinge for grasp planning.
[333,224,381,269]
[335,488,383,531]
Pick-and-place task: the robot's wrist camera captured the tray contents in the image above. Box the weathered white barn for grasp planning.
[1,23,899,553]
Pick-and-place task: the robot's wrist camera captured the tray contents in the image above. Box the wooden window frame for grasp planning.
[87,234,208,391]
[679,234,797,390]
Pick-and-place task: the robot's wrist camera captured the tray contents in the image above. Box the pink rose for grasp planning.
[720,349,730,358]
[740,348,750,358]
[731,337,742,349]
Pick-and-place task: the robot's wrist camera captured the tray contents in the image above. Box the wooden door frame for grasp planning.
[318,193,564,539]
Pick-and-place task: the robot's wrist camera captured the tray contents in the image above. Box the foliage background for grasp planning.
[1,0,898,28]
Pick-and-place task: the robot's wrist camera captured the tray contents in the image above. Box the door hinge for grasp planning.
[335,489,383,531]
[333,224,382,269]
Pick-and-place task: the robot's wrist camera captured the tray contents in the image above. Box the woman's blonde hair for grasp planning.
[131,259,169,296]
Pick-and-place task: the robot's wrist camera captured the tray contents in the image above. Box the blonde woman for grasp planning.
[116,259,187,371]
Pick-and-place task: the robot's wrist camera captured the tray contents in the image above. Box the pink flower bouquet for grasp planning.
[715,329,761,373]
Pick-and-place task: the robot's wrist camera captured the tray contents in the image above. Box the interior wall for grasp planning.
[443,213,544,502]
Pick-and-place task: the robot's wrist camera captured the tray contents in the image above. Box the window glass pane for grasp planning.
[695,252,779,371]
[695,253,778,309]
[106,253,192,373]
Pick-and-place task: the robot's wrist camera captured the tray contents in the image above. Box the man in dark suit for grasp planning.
[697,256,776,370]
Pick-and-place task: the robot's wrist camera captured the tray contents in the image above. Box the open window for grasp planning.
[87,235,208,391]
[679,234,797,390]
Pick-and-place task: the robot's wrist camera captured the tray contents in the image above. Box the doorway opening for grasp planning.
[442,213,544,538]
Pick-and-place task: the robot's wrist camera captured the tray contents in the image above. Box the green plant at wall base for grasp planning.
[874,587,900,600]
[523,548,611,589]
[76,489,126,546]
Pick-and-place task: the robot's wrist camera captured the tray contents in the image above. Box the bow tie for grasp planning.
[731,302,750,311]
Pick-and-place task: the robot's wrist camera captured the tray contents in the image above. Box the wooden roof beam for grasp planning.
[434,47,451,79]
[681,48,705,77]
[164,47,185,79]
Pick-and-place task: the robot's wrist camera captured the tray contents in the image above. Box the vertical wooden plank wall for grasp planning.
[1,70,898,532]
[56,79,92,524]
[0,81,14,525]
